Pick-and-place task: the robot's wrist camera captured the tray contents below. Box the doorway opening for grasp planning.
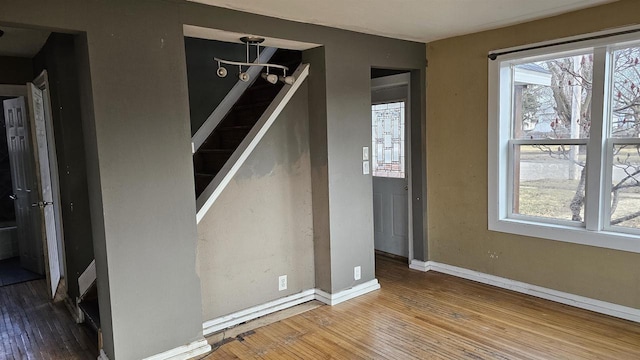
[0,24,98,357]
[371,67,427,273]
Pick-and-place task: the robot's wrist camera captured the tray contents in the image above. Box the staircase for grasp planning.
[193,49,302,197]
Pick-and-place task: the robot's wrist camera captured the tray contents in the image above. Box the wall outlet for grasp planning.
[354,266,361,280]
[278,275,287,291]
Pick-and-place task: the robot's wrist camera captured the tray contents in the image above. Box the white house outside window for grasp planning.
[488,28,640,253]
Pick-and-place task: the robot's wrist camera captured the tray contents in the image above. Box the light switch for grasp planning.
[363,161,370,175]
[362,147,369,161]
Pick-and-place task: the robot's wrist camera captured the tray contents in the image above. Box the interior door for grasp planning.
[371,79,410,257]
[27,81,61,298]
[3,97,45,274]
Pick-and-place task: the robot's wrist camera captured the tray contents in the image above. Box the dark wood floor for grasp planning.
[0,279,97,359]
[201,255,640,359]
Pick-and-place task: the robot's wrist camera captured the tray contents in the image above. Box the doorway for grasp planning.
[1,72,62,295]
[0,86,45,287]
[371,72,412,261]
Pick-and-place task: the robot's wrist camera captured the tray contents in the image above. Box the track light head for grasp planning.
[216,66,227,78]
[280,75,295,85]
[262,72,278,84]
[239,72,250,82]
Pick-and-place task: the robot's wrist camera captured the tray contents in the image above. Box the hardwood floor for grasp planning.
[0,279,97,359]
[200,255,640,359]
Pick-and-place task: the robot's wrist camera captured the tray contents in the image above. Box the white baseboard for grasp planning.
[142,339,211,360]
[409,259,430,272]
[411,260,640,323]
[203,289,316,336]
[202,279,381,336]
[97,340,210,360]
[315,279,380,306]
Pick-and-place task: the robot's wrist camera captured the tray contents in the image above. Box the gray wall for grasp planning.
[0,56,33,85]
[198,83,314,319]
[184,37,246,135]
[0,2,205,359]
[0,1,426,358]
[33,33,95,300]
[182,1,426,293]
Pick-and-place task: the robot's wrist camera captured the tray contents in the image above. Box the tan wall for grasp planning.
[197,84,315,320]
[426,0,640,309]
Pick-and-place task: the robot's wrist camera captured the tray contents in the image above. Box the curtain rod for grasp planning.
[488,27,640,60]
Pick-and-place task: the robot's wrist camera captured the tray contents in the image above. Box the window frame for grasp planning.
[488,27,640,254]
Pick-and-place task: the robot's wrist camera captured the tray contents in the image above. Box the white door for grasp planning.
[371,76,410,257]
[27,80,61,298]
[3,97,45,274]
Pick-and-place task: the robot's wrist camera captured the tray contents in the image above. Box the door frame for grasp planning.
[371,73,413,262]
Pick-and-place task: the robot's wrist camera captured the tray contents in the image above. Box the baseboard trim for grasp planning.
[142,339,211,360]
[314,279,380,306]
[409,259,430,272]
[202,280,381,336]
[203,289,316,336]
[413,260,640,323]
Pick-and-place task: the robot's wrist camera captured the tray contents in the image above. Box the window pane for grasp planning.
[610,46,640,138]
[371,102,405,178]
[513,144,586,222]
[610,144,640,229]
[513,54,592,140]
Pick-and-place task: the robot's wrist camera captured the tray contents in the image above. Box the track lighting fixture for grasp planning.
[261,72,279,84]
[280,76,295,85]
[214,36,295,85]
[216,65,227,78]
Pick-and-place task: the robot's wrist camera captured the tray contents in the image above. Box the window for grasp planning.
[372,102,405,178]
[489,29,640,253]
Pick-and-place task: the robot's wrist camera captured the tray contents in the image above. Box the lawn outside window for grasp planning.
[488,27,640,253]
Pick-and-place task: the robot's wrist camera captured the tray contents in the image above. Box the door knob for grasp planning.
[31,201,53,208]
[9,194,17,200]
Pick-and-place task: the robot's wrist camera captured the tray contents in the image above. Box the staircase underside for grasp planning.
[193,49,302,198]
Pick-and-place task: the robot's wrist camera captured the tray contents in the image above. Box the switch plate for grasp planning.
[362,161,369,175]
[362,147,369,160]
[278,275,287,291]
[354,266,361,280]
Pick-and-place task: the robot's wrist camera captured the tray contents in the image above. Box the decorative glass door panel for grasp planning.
[371,101,405,178]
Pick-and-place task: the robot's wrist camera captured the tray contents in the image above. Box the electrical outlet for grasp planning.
[278,275,287,291]
[354,266,361,280]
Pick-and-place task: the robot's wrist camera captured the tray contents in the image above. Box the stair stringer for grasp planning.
[195,63,310,223]
[191,47,277,153]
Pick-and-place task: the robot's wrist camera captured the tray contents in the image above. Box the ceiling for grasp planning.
[0,26,50,58]
[188,0,615,43]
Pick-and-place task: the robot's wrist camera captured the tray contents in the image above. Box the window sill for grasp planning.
[489,217,640,254]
